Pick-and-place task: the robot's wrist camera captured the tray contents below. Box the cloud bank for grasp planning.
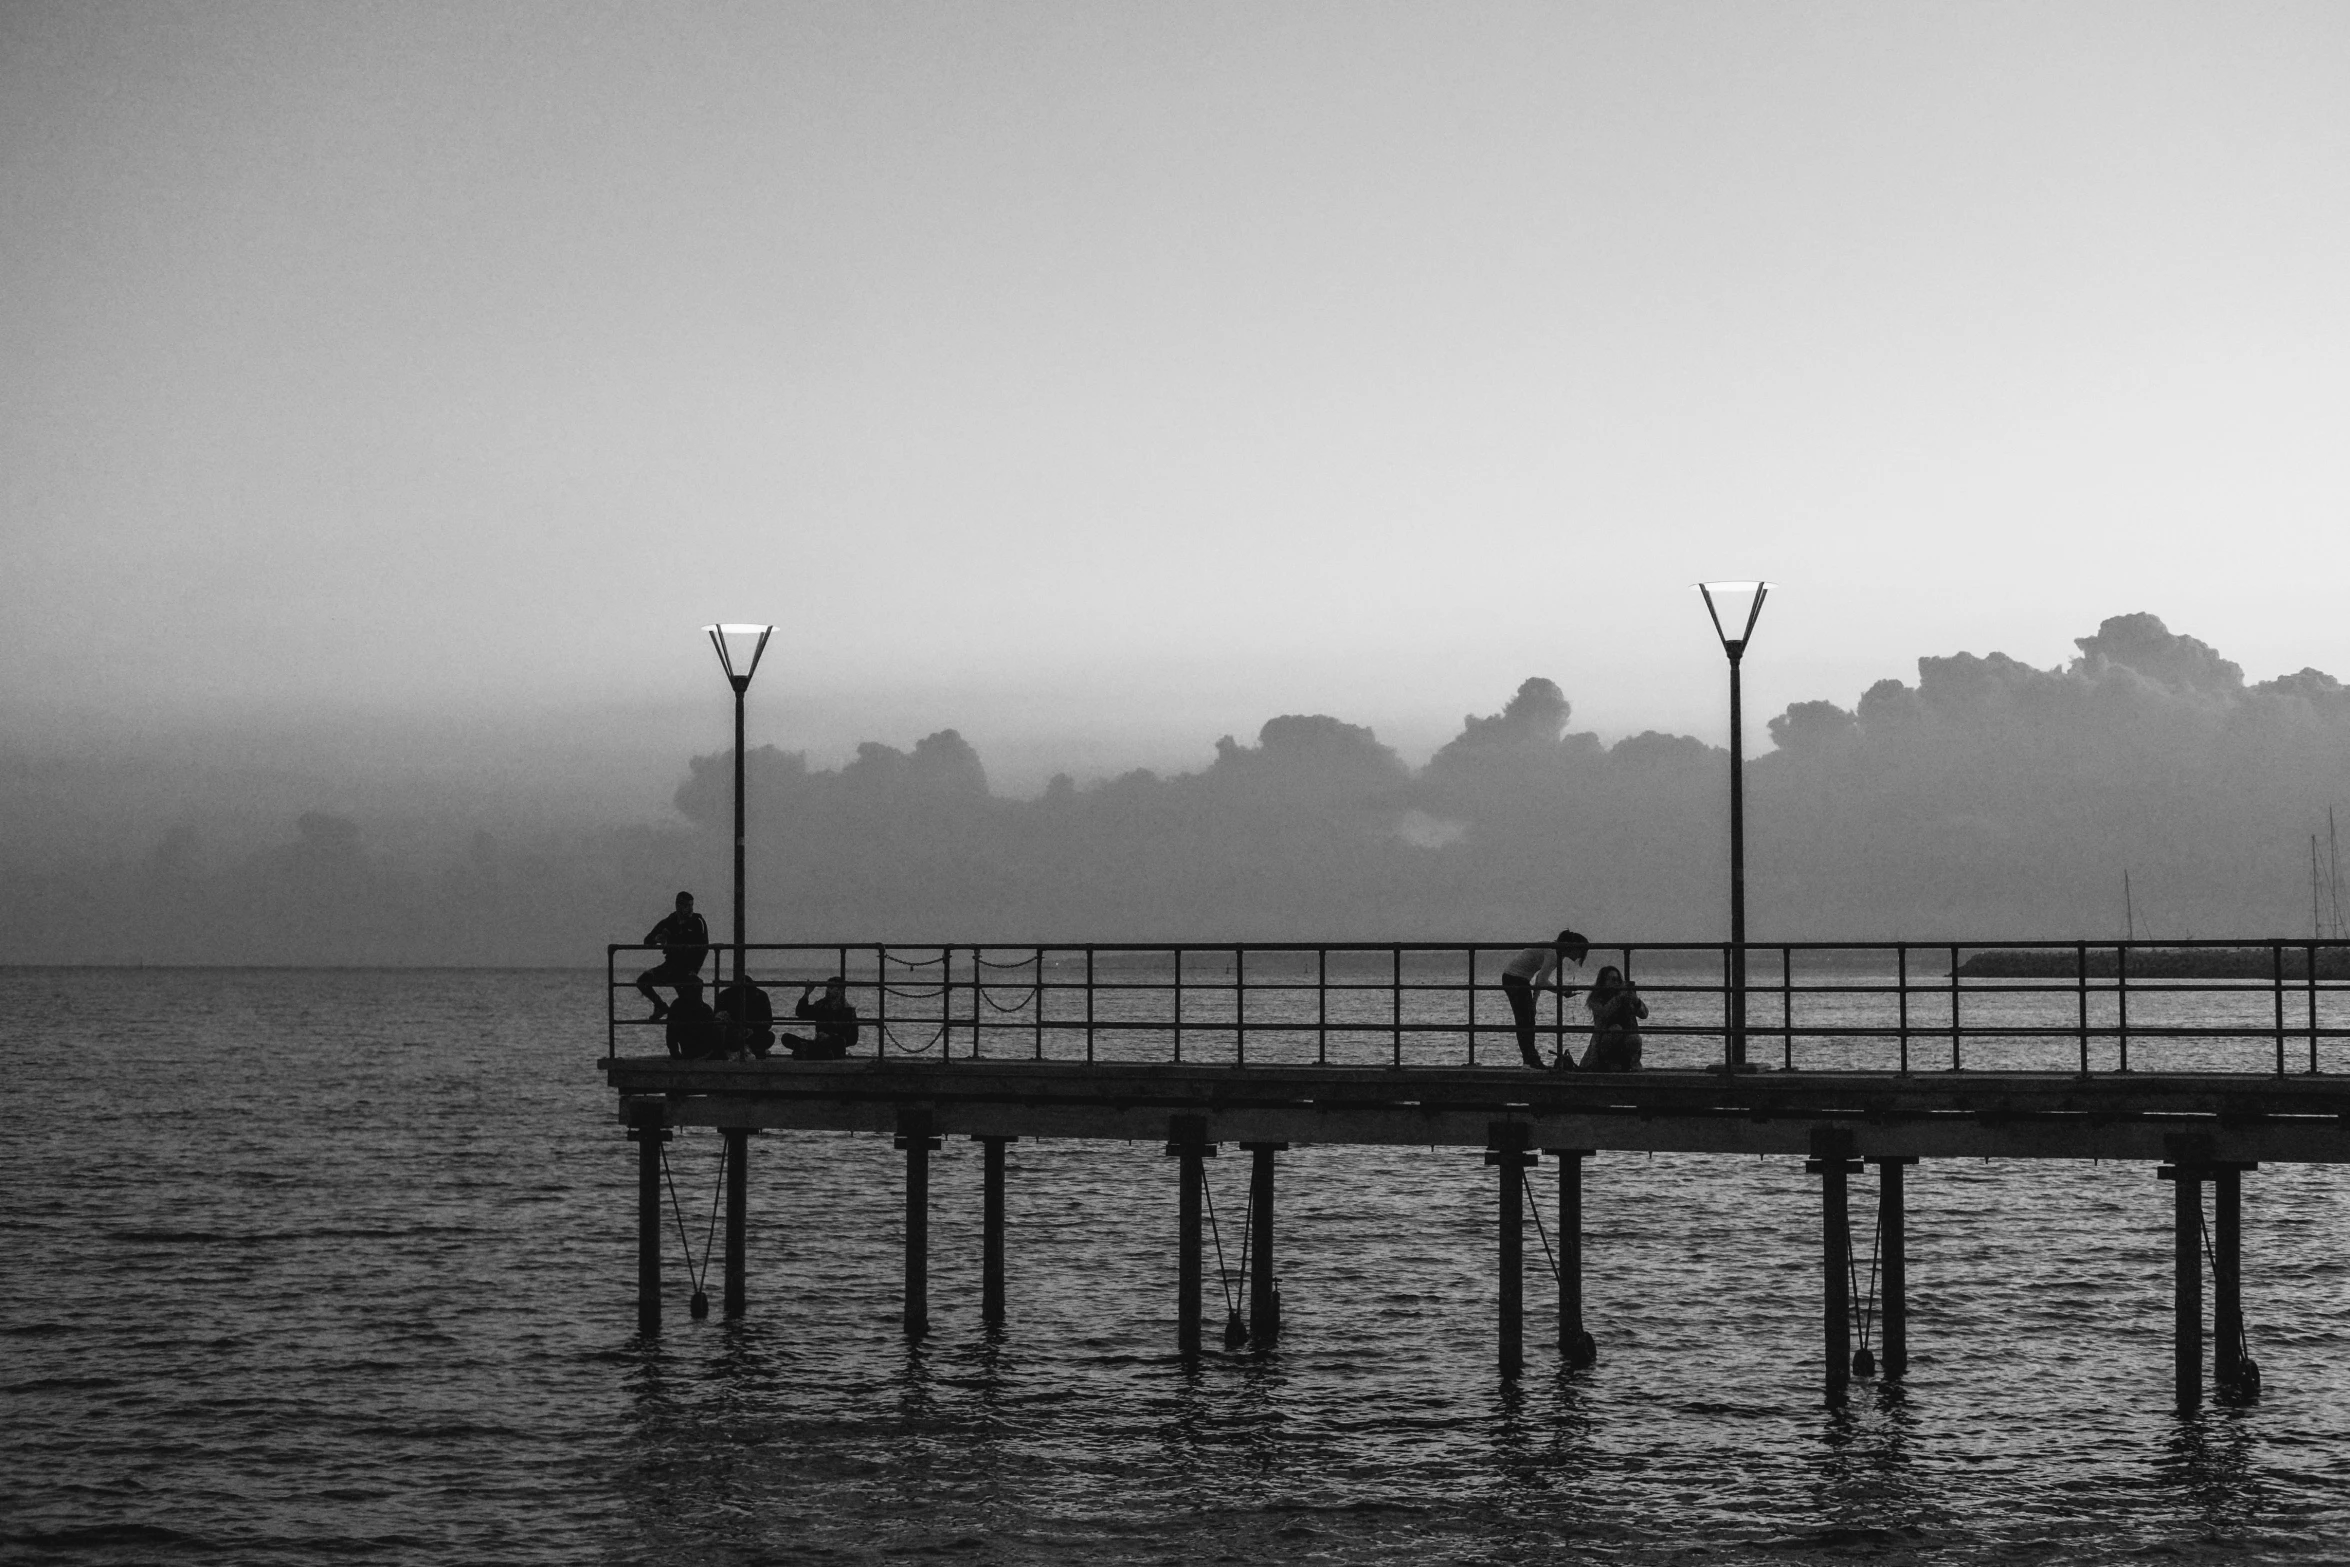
[4,615,2344,964]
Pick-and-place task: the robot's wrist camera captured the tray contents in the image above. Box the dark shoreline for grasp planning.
[1957,946,2350,980]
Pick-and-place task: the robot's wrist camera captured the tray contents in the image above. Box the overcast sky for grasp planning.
[6,1,2348,796]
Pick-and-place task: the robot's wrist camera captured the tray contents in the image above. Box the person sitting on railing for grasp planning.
[634,891,710,1021]
[1501,928,1589,1069]
[1579,966,1647,1072]
[778,976,859,1060]
[664,976,725,1060]
[718,976,775,1059]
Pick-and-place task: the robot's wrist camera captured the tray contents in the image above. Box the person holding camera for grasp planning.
[1580,966,1648,1072]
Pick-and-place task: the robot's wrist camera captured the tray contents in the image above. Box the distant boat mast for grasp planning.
[2124,869,2135,944]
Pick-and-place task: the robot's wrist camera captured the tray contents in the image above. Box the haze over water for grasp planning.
[9,968,2350,1564]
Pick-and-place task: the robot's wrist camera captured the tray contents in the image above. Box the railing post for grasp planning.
[1085,947,1096,1064]
[876,944,889,1058]
[1035,948,1045,1060]
[1392,946,1403,1067]
[1315,948,1329,1064]
[1173,947,1183,1063]
[2077,941,2090,1076]
[2118,944,2131,1072]
[1948,944,1961,1071]
[2309,942,2322,1074]
[1235,945,1246,1067]
[2274,942,2288,1077]
[1722,944,1733,1071]
[1782,944,1794,1071]
[607,946,618,1060]
[1897,944,1910,1074]
[1468,946,1478,1066]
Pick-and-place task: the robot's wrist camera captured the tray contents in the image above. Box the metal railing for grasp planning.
[606,938,2350,1076]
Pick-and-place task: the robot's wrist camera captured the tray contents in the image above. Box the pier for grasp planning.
[603,938,2347,1406]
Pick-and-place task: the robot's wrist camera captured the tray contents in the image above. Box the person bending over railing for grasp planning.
[778,976,860,1060]
[1500,928,1589,1069]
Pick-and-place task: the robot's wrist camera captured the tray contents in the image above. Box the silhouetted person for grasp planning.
[1500,928,1588,1069]
[1580,965,1648,1072]
[779,976,859,1060]
[718,976,775,1059]
[635,891,709,1020]
[664,977,724,1060]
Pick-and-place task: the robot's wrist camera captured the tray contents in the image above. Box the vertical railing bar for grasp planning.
[1235,944,1245,1068]
[1897,944,1910,1075]
[1085,946,1096,1064]
[1781,944,1793,1071]
[607,946,617,1060]
[2274,941,2286,1078]
[2075,940,2088,1076]
[1317,947,1328,1066]
[876,944,888,1058]
[2309,941,2321,1074]
[1949,944,1961,1071]
[1721,943,1732,1071]
[1392,945,1402,1068]
[1035,945,1045,1061]
[1174,946,1183,1064]
[1467,946,1477,1067]
[2117,943,2131,1073]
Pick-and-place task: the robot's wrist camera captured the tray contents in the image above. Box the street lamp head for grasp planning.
[1695,581,1773,658]
[704,623,773,692]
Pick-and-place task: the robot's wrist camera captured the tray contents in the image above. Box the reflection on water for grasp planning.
[2,968,2344,1564]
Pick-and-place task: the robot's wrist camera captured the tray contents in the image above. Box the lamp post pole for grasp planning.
[730,673,748,985]
[1697,583,1771,1071]
[705,624,773,987]
[1727,640,1747,1067]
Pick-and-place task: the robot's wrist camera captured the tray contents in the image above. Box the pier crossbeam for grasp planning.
[605,1059,2350,1165]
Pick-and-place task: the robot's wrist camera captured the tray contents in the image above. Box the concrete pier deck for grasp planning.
[603,1057,2350,1164]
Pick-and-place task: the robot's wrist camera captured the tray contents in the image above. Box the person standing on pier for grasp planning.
[634,891,710,1020]
[1501,928,1589,1069]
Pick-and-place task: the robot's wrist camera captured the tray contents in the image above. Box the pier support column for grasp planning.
[1487,1123,1536,1376]
[2157,1148,2205,1408]
[2213,1164,2260,1398]
[626,1098,669,1337]
[1242,1142,1284,1344]
[1873,1157,1915,1379]
[897,1110,941,1338]
[722,1128,749,1319]
[1808,1129,1861,1406]
[1548,1148,1596,1367]
[1167,1117,1211,1358]
[976,1135,1015,1327]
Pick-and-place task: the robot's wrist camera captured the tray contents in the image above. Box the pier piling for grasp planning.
[1487,1124,1535,1375]
[897,1110,940,1338]
[2158,1149,2205,1408]
[1875,1157,1914,1378]
[627,1099,668,1337]
[978,1135,1014,1327]
[1549,1148,1596,1367]
[2214,1163,2259,1398]
[1242,1142,1283,1343]
[1168,1116,1210,1357]
[1808,1129,1861,1405]
[723,1128,748,1319]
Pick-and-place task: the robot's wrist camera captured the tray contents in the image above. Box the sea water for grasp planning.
[5,966,2350,1564]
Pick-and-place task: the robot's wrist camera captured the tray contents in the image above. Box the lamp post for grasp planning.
[704,623,773,985]
[1696,582,1772,1069]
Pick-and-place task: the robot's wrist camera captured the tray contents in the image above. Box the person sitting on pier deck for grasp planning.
[634,891,710,1021]
[1580,966,1648,1072]
[1500,928,1589,1069]
[664,977,725,1059]
[719,976,775,1059]
[779,976,859,1060]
